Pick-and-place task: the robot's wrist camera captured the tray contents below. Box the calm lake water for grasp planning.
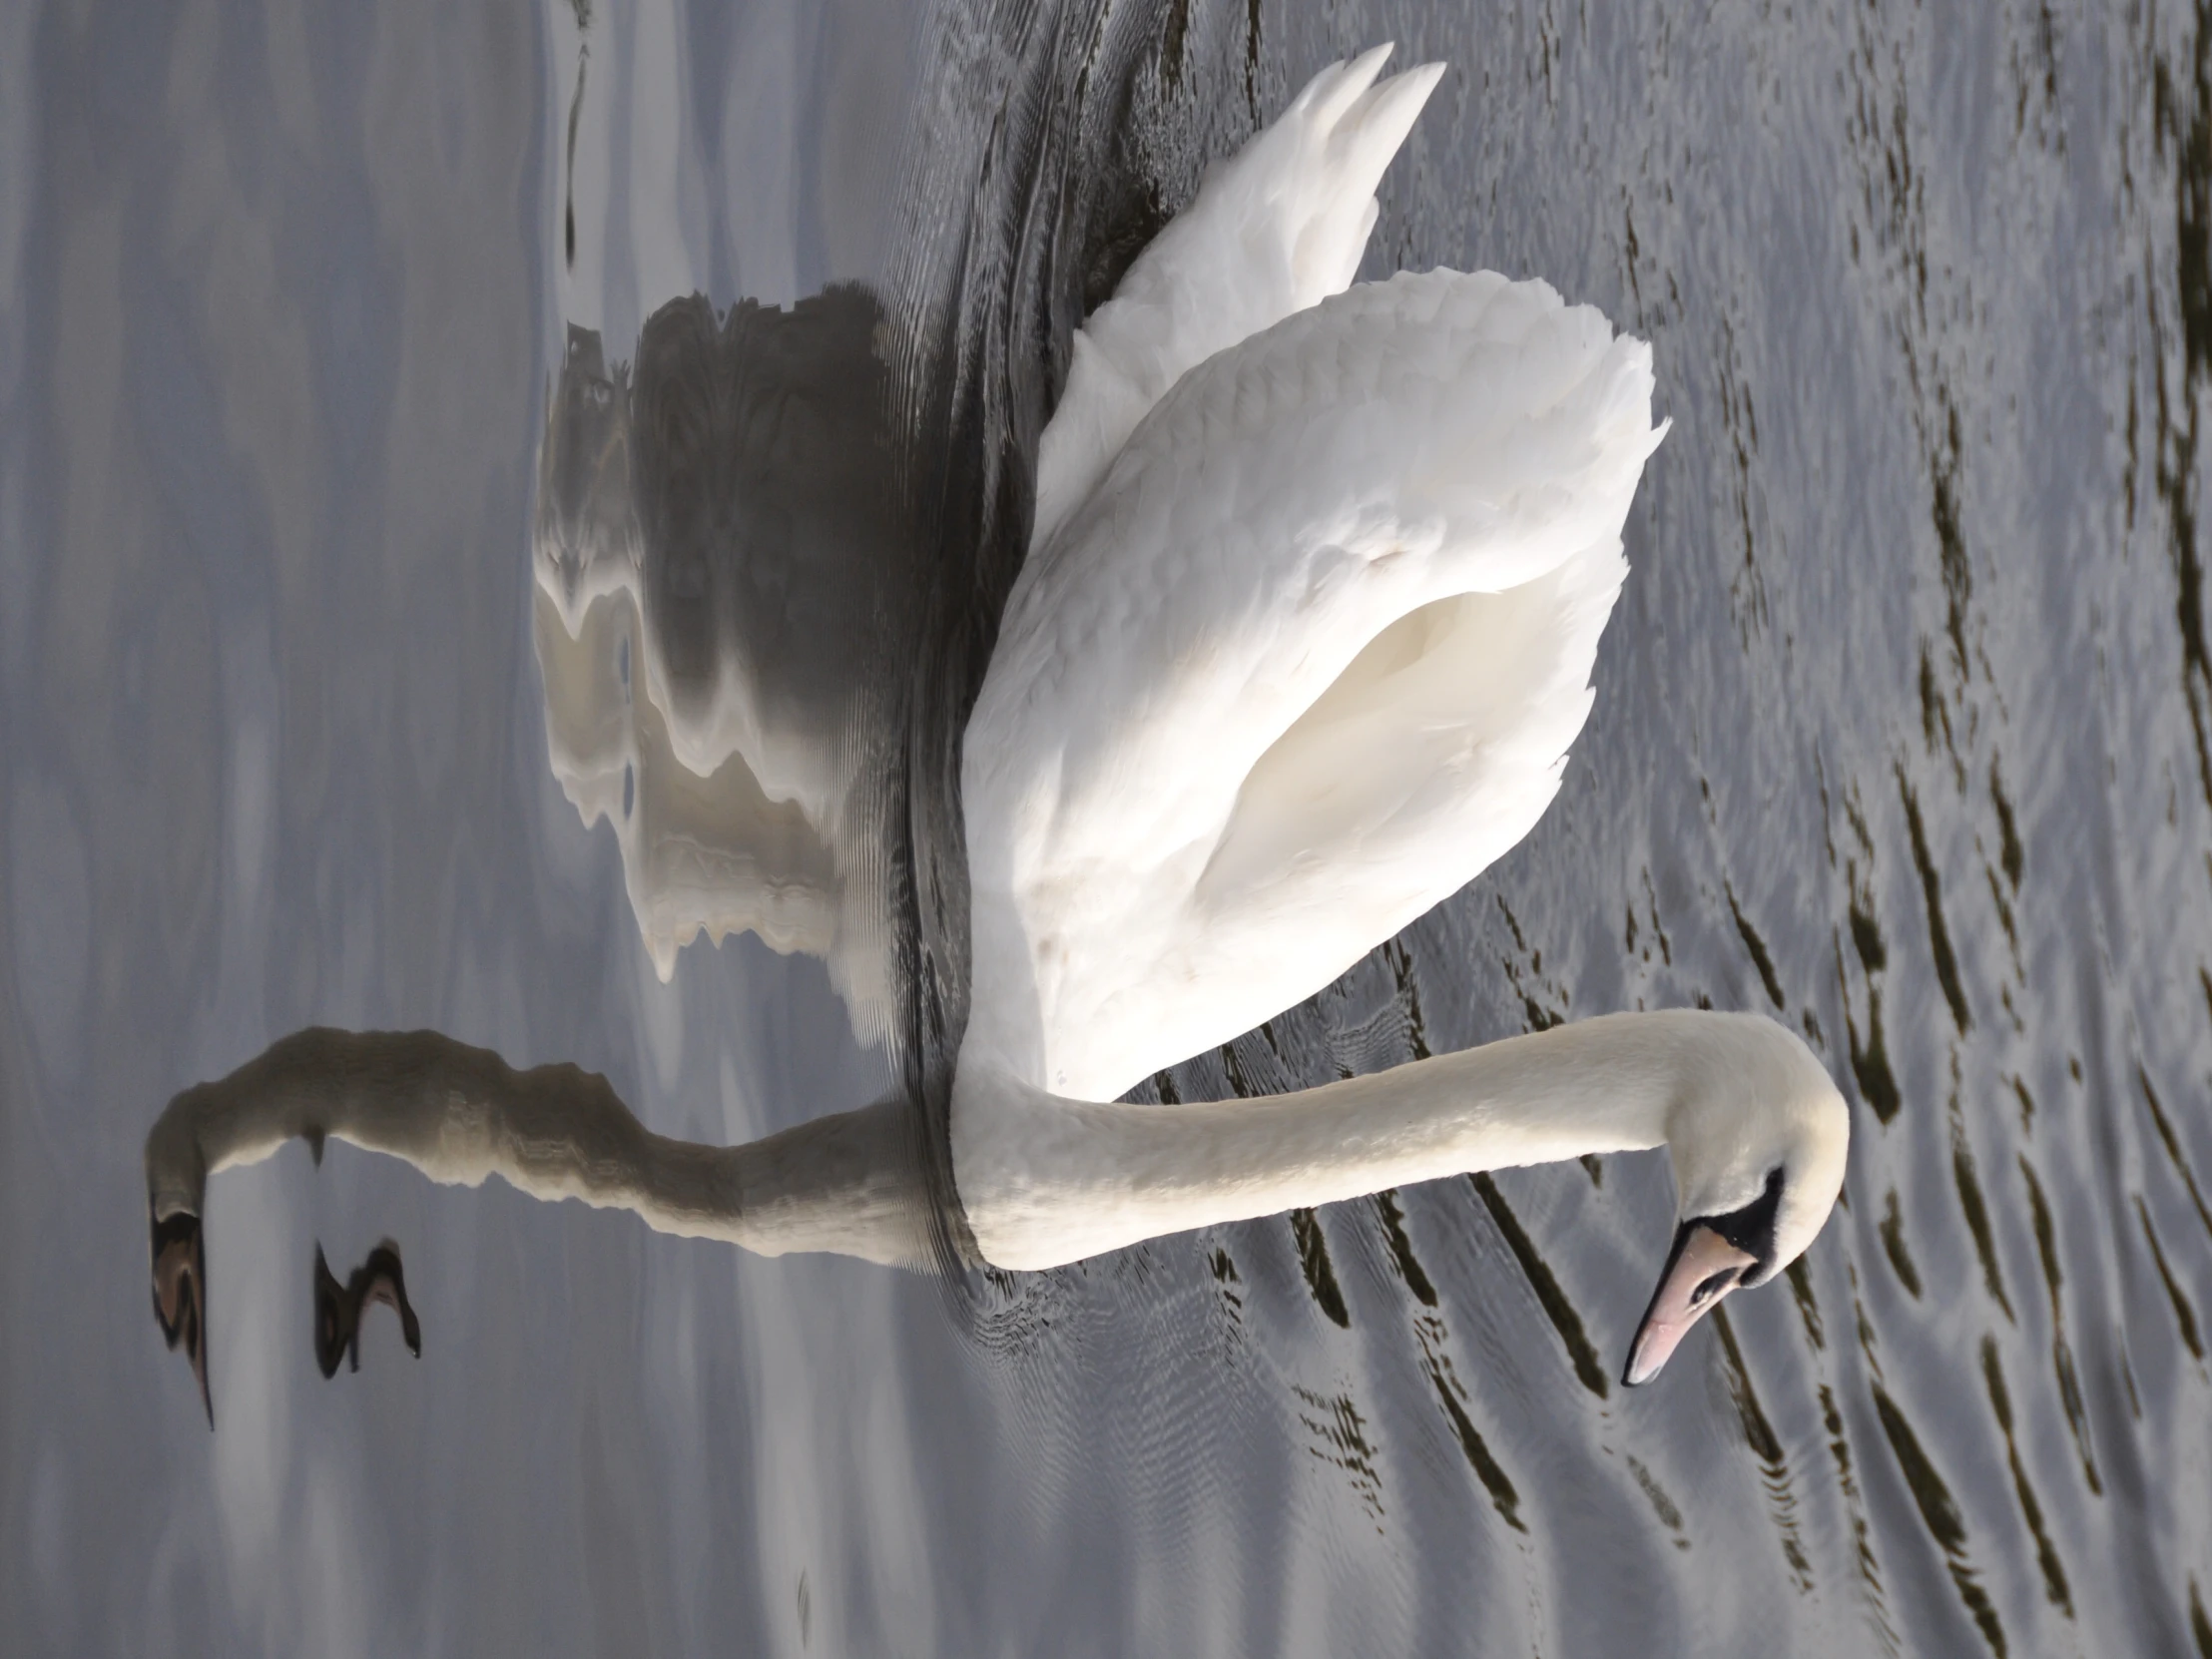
[6,0,2212,1654]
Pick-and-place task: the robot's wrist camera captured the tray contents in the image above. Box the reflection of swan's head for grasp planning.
[1625,1021,1849,1384]
[150,1206,211,1423]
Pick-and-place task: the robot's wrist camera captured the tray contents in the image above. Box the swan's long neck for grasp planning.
[952,1011,1727,1271]
[146,1028,931,1268]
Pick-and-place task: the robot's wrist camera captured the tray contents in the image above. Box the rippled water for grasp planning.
[7,0,2212,1653]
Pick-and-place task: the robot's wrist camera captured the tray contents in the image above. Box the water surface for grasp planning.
[5,0,2212,1654]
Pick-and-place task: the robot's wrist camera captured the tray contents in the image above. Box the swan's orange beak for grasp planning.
[1622,1222,1758,1386]
[151,1209,213,1425]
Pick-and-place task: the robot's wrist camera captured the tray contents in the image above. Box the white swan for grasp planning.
[949,47,1847,1382]
[145,50,1847,1421]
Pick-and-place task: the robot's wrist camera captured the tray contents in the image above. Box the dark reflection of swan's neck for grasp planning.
[146,1028,933,1269]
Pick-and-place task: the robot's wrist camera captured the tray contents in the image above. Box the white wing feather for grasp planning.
[1030,46,1445,550]
[967,270,1665,1099]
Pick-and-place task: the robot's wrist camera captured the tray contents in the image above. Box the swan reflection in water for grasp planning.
[534,281,910,1041]
[313,1238,422,1382]
[147,48,1847,1427]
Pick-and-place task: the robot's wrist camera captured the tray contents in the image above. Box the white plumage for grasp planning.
[963,54,1666,1104]
[1029,46,1445,550]
[949,49,1845,1369]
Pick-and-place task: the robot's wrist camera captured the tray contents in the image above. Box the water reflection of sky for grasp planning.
[9,1,2212,1655]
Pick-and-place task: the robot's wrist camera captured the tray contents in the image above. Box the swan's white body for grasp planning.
[949,49,1828,1285]
[966,268,1658,1104]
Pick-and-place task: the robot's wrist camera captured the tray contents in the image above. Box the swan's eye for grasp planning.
[1692,1268,1741,1306]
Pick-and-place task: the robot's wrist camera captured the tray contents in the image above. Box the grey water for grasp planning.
[5,0,2211,1654]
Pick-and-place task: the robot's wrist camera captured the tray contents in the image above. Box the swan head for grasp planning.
[1622,1016,1849,1385]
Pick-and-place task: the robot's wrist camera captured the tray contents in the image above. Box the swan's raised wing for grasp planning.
[965,270,1665,1100]
[1030,48,1443,550]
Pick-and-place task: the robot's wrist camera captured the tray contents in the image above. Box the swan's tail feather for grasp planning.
[1295,59,1444,295]
[1033,51,1444,551]
[1288,42,1397,125]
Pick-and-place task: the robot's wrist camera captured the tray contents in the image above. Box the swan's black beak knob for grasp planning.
[151,1209,213,1426]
